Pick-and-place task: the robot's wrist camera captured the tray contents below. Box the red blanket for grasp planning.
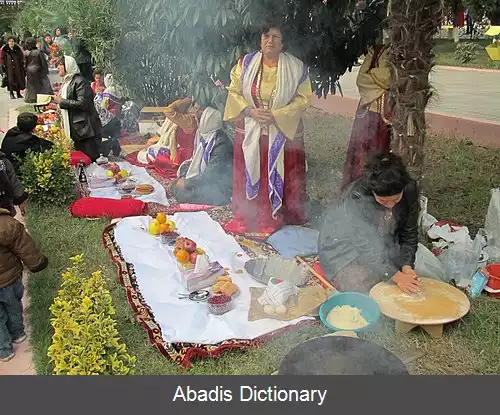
[70,197,147,219]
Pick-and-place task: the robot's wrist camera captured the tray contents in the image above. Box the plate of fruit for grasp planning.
[174,237,207,271]
[148,213,177,237]
[103,163,130,184]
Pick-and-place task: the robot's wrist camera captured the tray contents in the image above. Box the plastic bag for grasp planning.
[484,188,500,262]
[439,234,482,288]
[419,195,438,234]
[414,243,447,282]
[257,279,299,308]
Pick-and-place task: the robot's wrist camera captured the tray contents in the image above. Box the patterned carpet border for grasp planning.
[102,223,319,369]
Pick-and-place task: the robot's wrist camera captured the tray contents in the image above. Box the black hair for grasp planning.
[365,152,411,196]
[17,112,38,133]
[7,36,16,42]
[25,37,37,51]
[93,69,103,77]
[43,33,52,39]
[258,19,286,48]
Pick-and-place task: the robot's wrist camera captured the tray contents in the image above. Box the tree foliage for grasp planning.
[16,0,387,106]
[464,0,500,24]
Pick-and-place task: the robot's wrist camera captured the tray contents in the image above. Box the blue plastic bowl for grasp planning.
[319,292,381,333]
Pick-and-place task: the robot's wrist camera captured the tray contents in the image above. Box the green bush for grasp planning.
[455,42,482,64]
[47,255,136,375]
[19,148,75,206]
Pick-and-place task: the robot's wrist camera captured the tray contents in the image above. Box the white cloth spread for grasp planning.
[241,52,306,218]
[113,212,312,344]
[86,161,169,205]
[185,107,222,180]
[60,55,80,140]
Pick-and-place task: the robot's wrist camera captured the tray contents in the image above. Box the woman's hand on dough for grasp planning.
[401,265,417,277]
[392,271,421,294]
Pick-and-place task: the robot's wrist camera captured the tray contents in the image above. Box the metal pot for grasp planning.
[278,336,408,375]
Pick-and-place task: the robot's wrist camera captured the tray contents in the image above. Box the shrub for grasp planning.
[19,148,75,206]
[47,255,136,375]
[455,42,482,64]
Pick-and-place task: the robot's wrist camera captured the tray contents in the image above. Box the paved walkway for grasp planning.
[338,65,500,122]
[0,88,36,375]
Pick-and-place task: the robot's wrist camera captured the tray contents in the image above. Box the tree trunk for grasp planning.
[388,0,443,182]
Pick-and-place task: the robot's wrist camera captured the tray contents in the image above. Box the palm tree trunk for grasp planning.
[388,0,443,181]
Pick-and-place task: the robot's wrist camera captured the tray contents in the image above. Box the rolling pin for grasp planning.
[295,256,336,291]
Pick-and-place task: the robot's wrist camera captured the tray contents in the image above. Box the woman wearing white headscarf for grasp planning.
[54,56,102,161]
[172,107,233,206]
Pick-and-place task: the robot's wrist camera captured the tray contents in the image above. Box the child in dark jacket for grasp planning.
[1,112,53,173]
[0,154,48,362]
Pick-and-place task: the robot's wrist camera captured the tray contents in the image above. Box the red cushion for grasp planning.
[70,197,147,219]
[70,151,92,167]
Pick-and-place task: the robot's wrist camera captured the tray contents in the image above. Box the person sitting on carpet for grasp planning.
[1,113,54,172]
[136,97,200,178]
[318,152,421,295]
[172,107,233,206]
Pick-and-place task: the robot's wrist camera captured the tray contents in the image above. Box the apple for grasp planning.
[183,239,197,253]
[189,252,197,265]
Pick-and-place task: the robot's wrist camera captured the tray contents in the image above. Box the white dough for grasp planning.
[275,305,288,315]
[326,305,369,330]
[263,305,276,315]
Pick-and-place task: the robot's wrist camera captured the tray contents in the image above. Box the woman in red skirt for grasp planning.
[223,22,312,236]
[342,44,392,191]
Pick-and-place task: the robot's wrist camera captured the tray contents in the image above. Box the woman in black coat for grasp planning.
[54,55,102,161]
[23,37,53,103]
[319,152,421,294]
[1,37,25,99]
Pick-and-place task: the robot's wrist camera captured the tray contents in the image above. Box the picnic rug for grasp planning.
[102,215,322,368]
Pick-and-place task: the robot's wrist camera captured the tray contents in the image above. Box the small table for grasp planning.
[369,278,470,338]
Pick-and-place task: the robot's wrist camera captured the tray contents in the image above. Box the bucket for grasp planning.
[485,264,500,291]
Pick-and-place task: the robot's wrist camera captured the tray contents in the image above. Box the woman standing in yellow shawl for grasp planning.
[223,22,312,235]
[342,44,392,190]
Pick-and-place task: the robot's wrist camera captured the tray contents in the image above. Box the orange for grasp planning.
[156,213,167,224]
[175,249,190,264]
[159,224,170,233]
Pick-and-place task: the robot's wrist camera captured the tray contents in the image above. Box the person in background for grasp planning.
[71,34,93,82]
[136,97,198,178]
[341,38,392,190]
[53,27,69,49]
[94,86,122,157]
[224,21,312,235]
[23,37,53,103]
[54,56,102,161]
[1,37,26,99]
[319,152,420,295]
[1,113,54,172]
[102,74,126,118]
[40,34,52,58]
[172,107,233,206]
[0,157,48,362]
[91,70,104,95]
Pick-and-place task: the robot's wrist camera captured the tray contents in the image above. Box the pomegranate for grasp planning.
[189,252,197,265]
[183,239,197,253]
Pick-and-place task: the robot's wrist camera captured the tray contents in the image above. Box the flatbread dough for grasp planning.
[326,305,369,330]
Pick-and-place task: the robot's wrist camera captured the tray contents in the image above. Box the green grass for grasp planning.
[27,109,500,375]
[434,38,500,70]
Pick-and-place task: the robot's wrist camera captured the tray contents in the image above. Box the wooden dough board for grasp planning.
[369,278,470,338]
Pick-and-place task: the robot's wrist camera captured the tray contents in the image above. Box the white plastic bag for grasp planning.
[258,279,298,308]
[414,243,447,282]
[439,234,482,288]
[484,188,500,262]
[419,195,438,234]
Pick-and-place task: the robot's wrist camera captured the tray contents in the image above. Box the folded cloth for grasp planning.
[267,226,320,259]
[70,151,92,167]
[70,197,147,219]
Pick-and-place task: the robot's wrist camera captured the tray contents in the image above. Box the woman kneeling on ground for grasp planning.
[172,107,233,206]
[319,152,421,294]
[54,55,102,161]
